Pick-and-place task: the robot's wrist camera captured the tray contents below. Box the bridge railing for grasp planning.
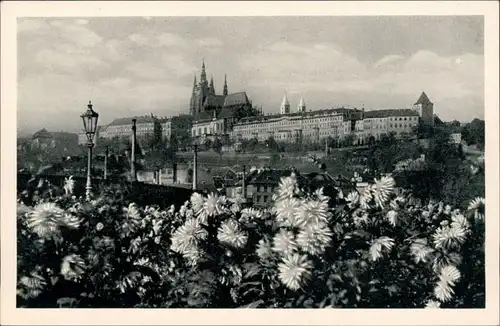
[17,172,194,209]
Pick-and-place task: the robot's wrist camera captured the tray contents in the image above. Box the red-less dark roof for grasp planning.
[33,129,78,140]
[223,92,250,107]
[204,94,226,108]
[363,109,419,118]
[108,116,157,126]
[414,92,432,105]
[193,111,213,122]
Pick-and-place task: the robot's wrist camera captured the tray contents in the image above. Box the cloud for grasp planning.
[238,41,483,121]
[75,19,89,25]
[197,37,224,47]
[240,41,366,92]
[373,55,405,69]
[17,19,50,33]
[17,18,484,134]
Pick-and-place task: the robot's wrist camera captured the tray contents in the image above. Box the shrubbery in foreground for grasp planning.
[17,175,485,308]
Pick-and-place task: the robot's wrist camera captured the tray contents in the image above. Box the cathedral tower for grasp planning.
[280,92,290,114]
[297,96,306,113]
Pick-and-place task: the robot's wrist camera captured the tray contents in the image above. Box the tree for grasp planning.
[169,134,179,152]
[266,137,278,152]
[343,135,355,147]
[462,119,485,150]
[203,138,213,151]
[212,137,223,157]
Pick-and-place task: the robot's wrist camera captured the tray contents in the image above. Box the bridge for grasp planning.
[17,172,194,209]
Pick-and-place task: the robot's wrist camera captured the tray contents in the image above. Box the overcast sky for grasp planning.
[17,16,484,134]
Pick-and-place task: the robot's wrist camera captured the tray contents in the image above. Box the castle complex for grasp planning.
[189,61,434,146]
[94,60,435,148]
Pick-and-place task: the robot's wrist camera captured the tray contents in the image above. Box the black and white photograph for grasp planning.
[1,1,499,325]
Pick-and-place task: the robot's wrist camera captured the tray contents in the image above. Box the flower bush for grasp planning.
[16,174,485,308]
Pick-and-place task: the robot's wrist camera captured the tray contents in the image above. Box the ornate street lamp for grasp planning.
[187,138,199,190]
[80,101,99,200]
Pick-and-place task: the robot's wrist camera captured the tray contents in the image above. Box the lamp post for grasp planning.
[80,101,99,200]
[192,143,198,191]
[104,145,109,180]
[130,118,137,182]
[187,138,199,190]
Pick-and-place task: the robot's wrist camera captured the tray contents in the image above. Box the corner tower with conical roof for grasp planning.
[413,91,434,125]
[280,92,290,114]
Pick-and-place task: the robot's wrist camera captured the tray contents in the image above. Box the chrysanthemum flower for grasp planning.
[359,186,373,209]
[231,203,241,215]
[27,202,68,239]
[410,238,434,263]
[96,222,104,231]
[439,265,461,287]
[272,229,298,256]
[63,176,75,195]
[275,198,301,228]
[389,196,405,211]
[17,202,32,217]
[256,238,273,260]
[296,222,333,255]
[451,213,469,232]
[425,300,441,308]
[277,253,312,291]
[386,210,398,227]
[60,254,86,281]
[468,197,485,221]
[243,207,263,219]
[434,280,455,302]
[314,188,329,203]
[190,192,205,213]
[369,236,395,261]
[345,191,360,209]
[432,252,462,273]
[305,199,329,224]
[170,218,207,254]
[433,225,466,250]
[124,203,141,220]
[217,219,248,248]
[202,193,225,218]
[372,176,395,208]
[276,174,298,200]
[183,247,203,267]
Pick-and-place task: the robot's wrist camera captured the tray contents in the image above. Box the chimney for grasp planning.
[131,119,137,181]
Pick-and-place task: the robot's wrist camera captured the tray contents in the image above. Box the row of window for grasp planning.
[255,195,269,203]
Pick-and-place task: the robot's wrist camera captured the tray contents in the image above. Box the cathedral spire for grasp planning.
[223,74,228,96]
[297,95,306,113]
[209,75,215,94]
[280,92,290,114]
[193,74,197,87]
[200,59,207,82]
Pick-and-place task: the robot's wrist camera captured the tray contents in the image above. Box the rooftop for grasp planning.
[363,108,419,119]
[414,91,432,105]
[108,115,158,126]
[223,92,250,107]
